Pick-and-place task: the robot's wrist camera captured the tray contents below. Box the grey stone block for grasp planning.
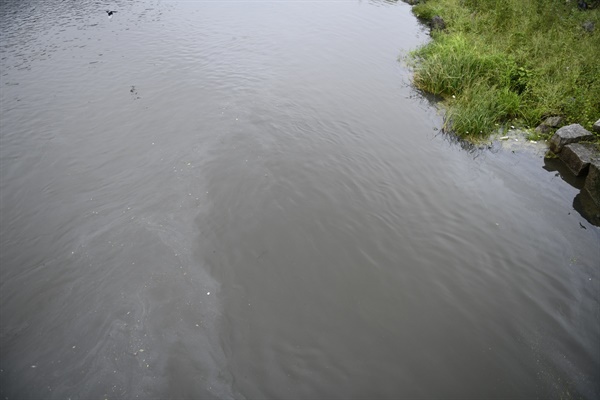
[558,143,598,176]
[549,124,594,153]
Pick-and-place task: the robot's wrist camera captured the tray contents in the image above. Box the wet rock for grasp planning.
[549,124,595,153]
[584,160,600,206]
[430,16,446,31]
[582,20,595,32]
[593,118,600,133]
[558,143,599,176]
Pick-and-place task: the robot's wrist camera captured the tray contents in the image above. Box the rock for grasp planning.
[593,119,600,133]
[534,124,552,135]
[582,21,595,32]
[558,143,599,176]
[535,116,564,135]
[549,124,595,153]
[430,16,446,31]
[543,116,564,128]
[404,0,421,5]
[584,160,600,206]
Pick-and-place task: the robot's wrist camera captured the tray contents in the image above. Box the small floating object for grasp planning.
[106,10,117,18]
[499,136,509,140]
[207,292,210,295]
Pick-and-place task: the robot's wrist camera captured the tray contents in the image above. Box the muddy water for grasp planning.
[1,0,598,399]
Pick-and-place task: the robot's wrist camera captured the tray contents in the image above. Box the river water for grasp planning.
[1,0,598,399]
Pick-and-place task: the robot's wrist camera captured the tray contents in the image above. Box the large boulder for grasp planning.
[558,143,599,176]
[584,160,600,207]
[549,124,595,153]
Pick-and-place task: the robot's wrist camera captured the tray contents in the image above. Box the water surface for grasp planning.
[1,0,599,399]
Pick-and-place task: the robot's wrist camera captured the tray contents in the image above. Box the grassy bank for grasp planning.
[408,0,600,140]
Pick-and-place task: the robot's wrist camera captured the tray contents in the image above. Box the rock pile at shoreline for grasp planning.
[549,123,600,207]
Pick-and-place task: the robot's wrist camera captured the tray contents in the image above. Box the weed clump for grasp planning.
[409,0,600,139]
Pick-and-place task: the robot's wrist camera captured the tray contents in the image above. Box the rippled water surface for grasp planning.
[1,0,599,399]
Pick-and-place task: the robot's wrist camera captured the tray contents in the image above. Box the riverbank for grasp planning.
[405,0,600,141]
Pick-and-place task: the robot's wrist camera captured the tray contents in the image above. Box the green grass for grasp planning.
[408,0,600,139]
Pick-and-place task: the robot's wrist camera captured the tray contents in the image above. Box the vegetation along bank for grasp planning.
[404,0,600,142]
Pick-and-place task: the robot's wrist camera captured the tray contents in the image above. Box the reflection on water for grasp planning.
[543,158,600,226]
[1,0,599,399]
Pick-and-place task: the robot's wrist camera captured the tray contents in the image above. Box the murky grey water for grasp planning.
[1,0,598,399]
